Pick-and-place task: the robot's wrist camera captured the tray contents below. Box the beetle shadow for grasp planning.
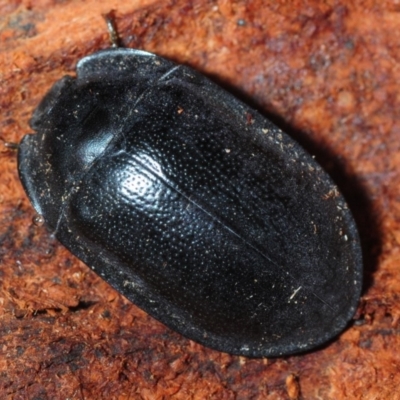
[208,76,381,296]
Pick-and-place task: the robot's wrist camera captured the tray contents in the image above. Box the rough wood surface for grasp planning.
[0,0,399,398]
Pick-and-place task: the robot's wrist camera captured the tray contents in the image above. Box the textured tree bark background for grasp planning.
[0,0,399,398]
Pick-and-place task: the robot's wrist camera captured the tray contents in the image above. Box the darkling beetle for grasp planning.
[12,15,362,357]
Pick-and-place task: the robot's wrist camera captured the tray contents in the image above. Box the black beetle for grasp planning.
[17,18,362,357]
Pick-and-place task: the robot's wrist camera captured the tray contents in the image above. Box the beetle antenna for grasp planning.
[0,136,18,152]
[103,11,121,48]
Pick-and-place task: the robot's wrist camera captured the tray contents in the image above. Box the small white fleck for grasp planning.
[289,286,302,301]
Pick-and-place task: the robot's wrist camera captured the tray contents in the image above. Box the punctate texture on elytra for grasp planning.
[18,48,363,357]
